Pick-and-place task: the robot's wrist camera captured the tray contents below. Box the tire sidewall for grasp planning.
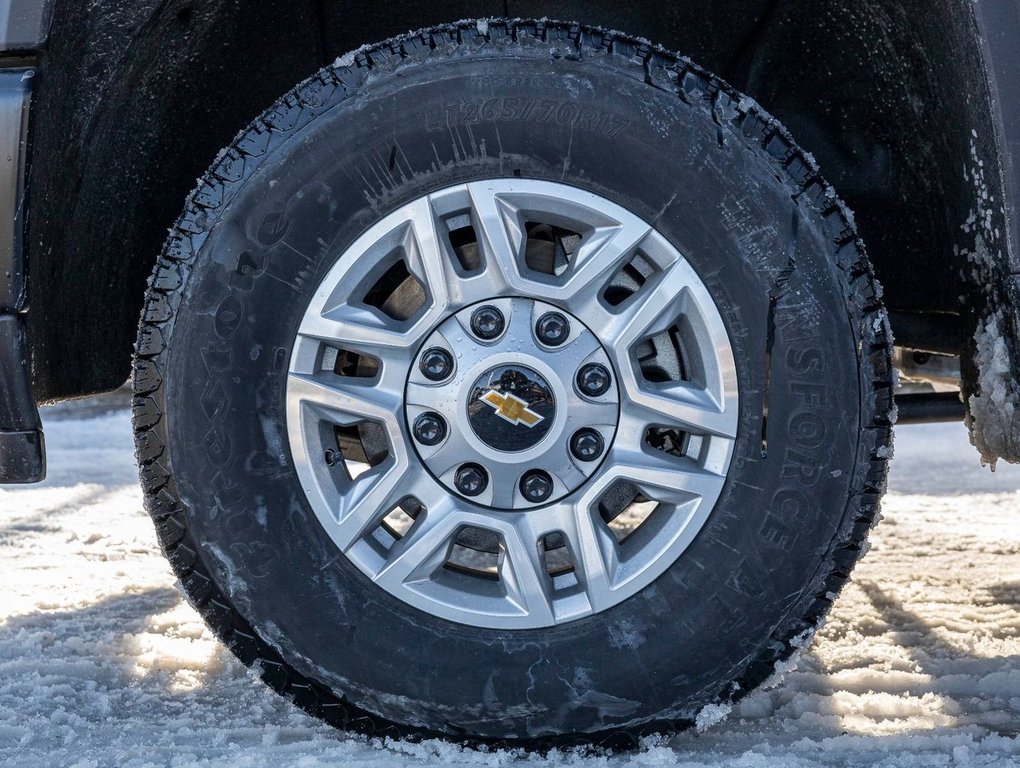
[165,52,861,736]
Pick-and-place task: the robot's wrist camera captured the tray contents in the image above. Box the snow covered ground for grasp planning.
[2,398,1019,767]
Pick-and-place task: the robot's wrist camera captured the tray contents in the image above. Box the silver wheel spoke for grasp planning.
[609,447,727,506]
[331,461,414,549]
[557,508,619,612]
[374,501,460,589]
[560,220,652,322]
[622,382,737,439]
[499,521,556,623]
[298,204,452,359]
[298,306,422,364]
[572,220,652,286]
[288,371,402,426]
[400,197,458,313]
[607,258,693,346]
[466,183,524,293]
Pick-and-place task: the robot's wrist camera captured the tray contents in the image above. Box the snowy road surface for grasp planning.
[2,399,1019,767]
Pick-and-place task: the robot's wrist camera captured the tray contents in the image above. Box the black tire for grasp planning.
[133,19,894,747]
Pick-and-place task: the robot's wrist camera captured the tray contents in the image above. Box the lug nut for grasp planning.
[455,463,488,496]
[570,428,605,462]
[470,305,505,340]
[519,470,553,503]
[576,363,612,397]
[413,412,447,446]
[419,347,454,381]
[535,311,570,346]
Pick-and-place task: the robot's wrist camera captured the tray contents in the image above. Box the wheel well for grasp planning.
[26,0,999,400]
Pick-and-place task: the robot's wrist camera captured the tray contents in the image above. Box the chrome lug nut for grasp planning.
[470,305,505,340]
[455,463,488,496]
[535,311,570,346]
[570,428,605,462]
[520,470,553,503]
[576,363,612,397]
[419,347,454,381]
[413,412,447,446]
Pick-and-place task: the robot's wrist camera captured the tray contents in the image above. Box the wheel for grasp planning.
[132,19,894,746]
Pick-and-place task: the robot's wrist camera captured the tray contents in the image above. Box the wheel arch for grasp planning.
[25,0,1015,436]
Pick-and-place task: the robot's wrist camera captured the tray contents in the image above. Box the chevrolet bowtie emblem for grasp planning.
[480,390,544,427]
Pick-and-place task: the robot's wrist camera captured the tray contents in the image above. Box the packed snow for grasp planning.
[959,131,1020,469]
[970,308,1020,467]
[2,396,1019,767]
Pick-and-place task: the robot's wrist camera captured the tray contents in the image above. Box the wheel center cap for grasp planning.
[468,365,555,451]
[405,297,620,509]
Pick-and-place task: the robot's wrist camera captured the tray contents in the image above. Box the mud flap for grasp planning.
[0,314,44,482]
